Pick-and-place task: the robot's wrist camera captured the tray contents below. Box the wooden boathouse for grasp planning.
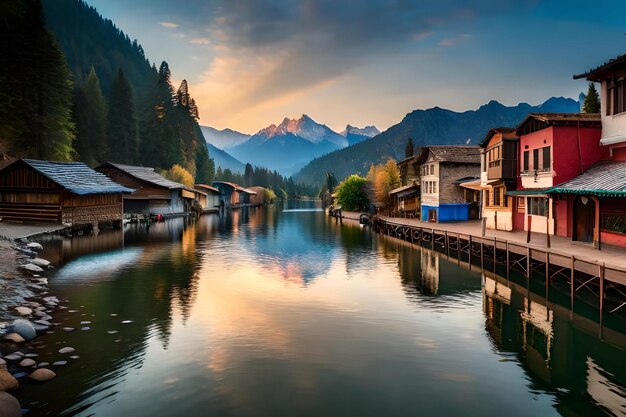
[0,159,133,226]
[96,163,195,216]
[194,184,220,213]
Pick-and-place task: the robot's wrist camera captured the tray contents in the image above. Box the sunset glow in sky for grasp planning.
[87,0,626,133]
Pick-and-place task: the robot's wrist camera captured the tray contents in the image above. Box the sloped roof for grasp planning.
[212,181,256,194]
[104,163,189,190]
[516,113,601,136]
[427,146,481,164]
[389,183,419,195]
[574,53,626,81]
[479,127,517,148]
[194,183,219,193]
[16,159,134,195]
[548,161,626,197]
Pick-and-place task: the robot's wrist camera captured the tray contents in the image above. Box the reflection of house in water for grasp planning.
[482,274,626,416]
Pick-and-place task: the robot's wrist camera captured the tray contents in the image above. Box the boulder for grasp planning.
[0,392,21,417]
[58,347,75,354]
[14,306,32,316]
[26,242,43,251]
[30,258,50,268]
[2,355,21,362]
[20,264,44,273]
[11,320,37,341]
[2,334,24,344]
[34,320,52,326]
[18,359,35,368]
[0,370,18,391]
[28,368,56,382]
[52,361,67,366]
[0,360,6,370]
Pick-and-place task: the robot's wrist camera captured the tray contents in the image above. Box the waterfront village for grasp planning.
[1,52,625,252]
[0,41,625,417]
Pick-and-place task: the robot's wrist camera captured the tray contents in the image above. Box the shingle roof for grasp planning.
[194,183,219,193]
[21,159,134,195]
[106,163,188,190]
[574,53,626,81]
[479,127,517,148]
[427,146,481,164]
[548,161,626,197]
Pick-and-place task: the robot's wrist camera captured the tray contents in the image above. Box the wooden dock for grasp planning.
[369,216,626,338]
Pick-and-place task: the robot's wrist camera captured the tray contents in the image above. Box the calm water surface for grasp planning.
[20,201,626,416]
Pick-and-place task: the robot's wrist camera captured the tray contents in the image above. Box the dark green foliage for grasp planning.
[194,124,215,184]
[0,0,75,160]
[325,172,338,194]
[244,163,254,186]
[73,66,107,165]
[583,83,600,114]
[41,0,152,94]
[405,138,414,158]
[107,68,138,164]
[335,175,369,211]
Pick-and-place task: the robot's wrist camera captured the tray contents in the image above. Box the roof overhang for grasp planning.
[459,180,482,191]
[506,189,550,197]
[600,134,626,147]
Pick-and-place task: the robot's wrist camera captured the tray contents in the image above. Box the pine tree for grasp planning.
[107,68,138,164]
[583,83,601,114]
[74,67,107,165]
[194,124,215,184]
[244,163,253,186]
[0,0,75,160]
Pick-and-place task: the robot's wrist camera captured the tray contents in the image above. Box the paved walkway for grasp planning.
[0,222,66,240]
[338,211,626,270]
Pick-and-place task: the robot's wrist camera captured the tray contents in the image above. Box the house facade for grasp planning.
[96,163,195,216]
[479,128,519,231]
[391,153,421,216]
[416,146,481,222]
[194,184,220,213]
[212,181,240,208]
[509,113,605,237]
[0,159,132,227]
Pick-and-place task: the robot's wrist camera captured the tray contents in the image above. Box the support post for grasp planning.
[599,262,605,339]
[526,246,531,288]
[527,215,532,243]
[505,241,510,282]
[468,235,473,267]
[445,231,449,257]
[480,238,484,271]
[546,214,550,249]
[545,252,550,303]
[591,196,601,250]
[482,217,486,237]
[493,237,497,273]
[570,256,575,318]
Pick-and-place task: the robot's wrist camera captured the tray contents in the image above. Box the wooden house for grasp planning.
[237,187,256,206]
[0,159,133,226]
[416,146,481,222]
[508,114,604,238]
[479,127,519,231]
[212,181,240,208]
[96,163,195,216]
[391,153,421,216]
[194,184,220,213]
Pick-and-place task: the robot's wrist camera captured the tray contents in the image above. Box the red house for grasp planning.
[509,113,605,240]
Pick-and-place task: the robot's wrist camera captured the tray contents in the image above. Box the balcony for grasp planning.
[487,158,517,180]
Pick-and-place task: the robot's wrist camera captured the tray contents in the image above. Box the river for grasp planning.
[16,201,626,416]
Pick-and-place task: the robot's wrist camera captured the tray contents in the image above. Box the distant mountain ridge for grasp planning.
[293,97,580,186]
[228,115,378,176]
[205,142,245,173]
[200,126,250,150]
[341,124,380,146]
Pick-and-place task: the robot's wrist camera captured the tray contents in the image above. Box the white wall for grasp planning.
[600,80,626,143]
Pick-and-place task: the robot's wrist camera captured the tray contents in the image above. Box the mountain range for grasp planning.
[292,97,581,186]
[207,115,379,175]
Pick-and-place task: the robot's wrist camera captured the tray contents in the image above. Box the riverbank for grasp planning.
[0,231,71,415]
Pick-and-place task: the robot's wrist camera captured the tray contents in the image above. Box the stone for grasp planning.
[33,320,52,326]
[0,392,21,417]
[62,327,75,332]
[18,359,35,368]
[2,355,19,362]
[11,319,37,341]
[37,362,49,367]
[0,359,6,370]
[26,242,43,251]
[52,361,67,366]
[58,347,75,354]
[2,334,24,344]
[32,324,49,333]
[20,264,44,273]
[121,320,133,324]
[23,354,38,358]
[28,368,56,382]
[80,327,90,331]
[0,370,18,391]
[80,321,91,325]
[30,258,50,268]
[14,247,37,257]
[14,306,32,316]
[42,296,59,304]
[70,356,79,360]
[107,330,118,334]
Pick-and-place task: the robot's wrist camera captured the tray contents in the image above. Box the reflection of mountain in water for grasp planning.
[483,275,626,417]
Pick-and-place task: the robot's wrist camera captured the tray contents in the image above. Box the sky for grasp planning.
[86,0,626,134]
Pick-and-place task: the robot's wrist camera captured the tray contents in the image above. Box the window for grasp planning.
[528,197,548,217]
[493,186,502,206]
[430,165,434,175]
[542,147,551,171]
[607,78,626,115]
[533,149,539,171]
[523,151,529,171]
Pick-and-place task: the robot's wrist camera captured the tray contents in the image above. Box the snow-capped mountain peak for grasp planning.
[341,125,380,138]
[254,115,347,147]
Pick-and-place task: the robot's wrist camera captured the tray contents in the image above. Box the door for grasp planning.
[573,196,594,243]
[428,209,437,222]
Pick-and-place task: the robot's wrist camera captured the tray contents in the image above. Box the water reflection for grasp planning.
[17,203,626,417]
[483,274,626,417]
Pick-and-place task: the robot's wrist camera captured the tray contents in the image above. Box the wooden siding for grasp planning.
[0,162,61,191]
[97,166,171,200]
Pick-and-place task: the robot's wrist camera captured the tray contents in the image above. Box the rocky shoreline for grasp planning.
[0,238,75,416]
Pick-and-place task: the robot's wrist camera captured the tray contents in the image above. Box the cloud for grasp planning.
[190,37,210,45]
[172,33,186,39]
[159,21,179,29]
